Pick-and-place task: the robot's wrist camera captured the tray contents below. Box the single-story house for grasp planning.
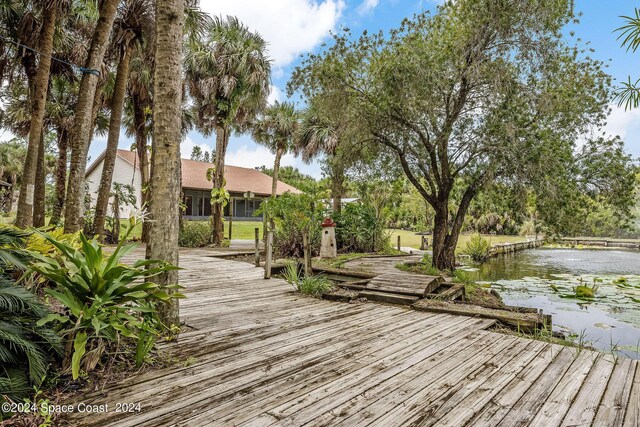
[85,149,301,220]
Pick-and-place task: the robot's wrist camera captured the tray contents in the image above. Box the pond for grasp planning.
[465,248,640,359]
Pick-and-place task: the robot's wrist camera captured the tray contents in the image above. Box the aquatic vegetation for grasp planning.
[575,284,598,299]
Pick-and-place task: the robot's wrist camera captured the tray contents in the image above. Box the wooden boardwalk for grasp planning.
[67,251,640,426]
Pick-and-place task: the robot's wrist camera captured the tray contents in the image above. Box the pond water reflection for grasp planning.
[466,248,640,359]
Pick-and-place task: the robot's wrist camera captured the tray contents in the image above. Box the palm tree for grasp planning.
[15,0,62,228]
[63,0,119,233]
[252,101,299,199]
[146,0,185,326]
[93,0,154,240]
[297,106,347,213]
[46,76,77,225]
[185,16,271,245]
[0,141,25,212]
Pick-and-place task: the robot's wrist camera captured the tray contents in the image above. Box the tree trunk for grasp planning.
[133,93,150,242]
[330,162,344,215]
[271,146,283,198]
[63,0,118,233]
[50,128,69,225]
[15,6,56,228]
[211,125,229,246]
[111,193,120,243]
[431,202,456,271]
[268,146,284,231]
[93,47,132,240]
[33,132,46,227]
[146,0,184,327]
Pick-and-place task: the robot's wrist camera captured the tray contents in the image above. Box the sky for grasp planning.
[83,0,640,177]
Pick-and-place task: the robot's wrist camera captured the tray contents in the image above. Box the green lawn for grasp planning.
[227,220,264,240]
[387,229,527,251]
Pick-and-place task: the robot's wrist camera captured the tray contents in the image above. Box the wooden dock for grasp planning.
[66,251,639,426]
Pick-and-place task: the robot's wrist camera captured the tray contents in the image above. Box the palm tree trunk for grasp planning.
[15,6,56,228]
[271,146,283,199]
[211,125,229,246]
[93,47,132,240]
[268,146,284,231]
[146,0,184,327]
[33,132,46,227]
[50,128,68,225]
[133,93,150,242]
[63,0,118,233]
[330,160,344,215]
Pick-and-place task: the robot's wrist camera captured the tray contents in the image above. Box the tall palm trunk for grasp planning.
[146,0,184,326]
[33,133,46,227]
[15,6,56,228]
[132,93,150,242]
[330,160,344,215]
[268,145,284,230]
[50,128,68,225]
[63,0,118,233]
[271,145,283,198]
[93,47,132,240]
[211,125,229,246]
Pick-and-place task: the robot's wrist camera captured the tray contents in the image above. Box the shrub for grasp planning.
[462,233,491,262]
[0,227,61,405]
[31,224,184,379]
[179,221,211,247]
[258,191,325,258]
[333,203,387,253]
[281,262,332,297]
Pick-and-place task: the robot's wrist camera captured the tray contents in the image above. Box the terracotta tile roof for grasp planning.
[87,149,301,196]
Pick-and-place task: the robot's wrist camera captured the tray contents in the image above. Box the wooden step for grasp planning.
[366,273,443,297]
[359,290,420,306]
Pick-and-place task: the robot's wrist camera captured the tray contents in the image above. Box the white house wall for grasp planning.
[85,156,143,219]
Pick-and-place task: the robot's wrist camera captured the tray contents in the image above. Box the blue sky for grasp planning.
[87,0,640,178]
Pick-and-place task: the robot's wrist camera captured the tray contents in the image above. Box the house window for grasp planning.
[184,196,193,216]
[202,197,212,217]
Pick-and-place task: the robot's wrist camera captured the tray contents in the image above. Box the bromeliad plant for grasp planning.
[31,220,184,379]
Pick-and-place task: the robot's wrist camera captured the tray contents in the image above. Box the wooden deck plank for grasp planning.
[343,336,534,427]
[62,253,638,427]
[527,350,597,426]
[560,354,616,426]
[308,331,512,427]
[465,344,566,426]
[593,358,637,426]
[178,319,494,427]
[495,347,578,427]
[429,340,550,427]
[623,361,640,427]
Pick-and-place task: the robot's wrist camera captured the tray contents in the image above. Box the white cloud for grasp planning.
[180,136,214,160]
[601,105,640,157]
[198,0,345,67]
[225,144,296,169]
[357,0,380,15]
[268,85,283,105]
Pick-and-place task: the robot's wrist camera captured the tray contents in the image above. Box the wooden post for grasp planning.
[228,198,233,241]
[254,227,260,267]
[264,230,273,279]
[303,231,311,277]
[397,235,401,252]
[420,236,425,251]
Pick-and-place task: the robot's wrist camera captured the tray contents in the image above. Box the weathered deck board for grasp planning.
[65,250,638,427]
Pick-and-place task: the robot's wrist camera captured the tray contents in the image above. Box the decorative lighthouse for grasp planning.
[320,217,337,258]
